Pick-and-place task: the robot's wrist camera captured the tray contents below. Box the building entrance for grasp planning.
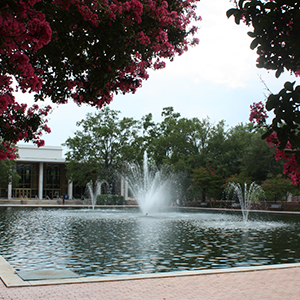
[43,189,61,199]
[13,189,31,199]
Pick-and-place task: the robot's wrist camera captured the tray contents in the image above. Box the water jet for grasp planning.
[226,182,264,222]
[122,151,177,214]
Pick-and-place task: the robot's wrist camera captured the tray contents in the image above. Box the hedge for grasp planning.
[96,194,125,205]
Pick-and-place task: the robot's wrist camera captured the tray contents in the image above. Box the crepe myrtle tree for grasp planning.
[227,0,300,184]
[0,0,201,159]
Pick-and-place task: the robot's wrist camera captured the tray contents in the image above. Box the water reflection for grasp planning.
[0,208,300,276]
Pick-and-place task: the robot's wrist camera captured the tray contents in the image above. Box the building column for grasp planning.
[38,162,44,199]
[7,182,12,199]
[121,178,129,200]
[120,178,125,197]
[125,180,128,200]
[68,181,73,199]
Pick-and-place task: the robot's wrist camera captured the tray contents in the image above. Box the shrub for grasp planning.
[96,194,125,205]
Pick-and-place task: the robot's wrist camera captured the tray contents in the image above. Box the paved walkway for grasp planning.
[1,265,300,300]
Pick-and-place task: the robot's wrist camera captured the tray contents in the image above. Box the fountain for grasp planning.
[122,151,177,214]
[86,180,109,209]
[226,182,264,222]
[1,163,296,278]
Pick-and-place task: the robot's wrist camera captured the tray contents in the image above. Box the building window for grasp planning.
[45,164,61,189]
[16,164,32,188]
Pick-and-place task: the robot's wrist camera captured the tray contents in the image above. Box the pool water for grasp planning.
[0,207,299,277]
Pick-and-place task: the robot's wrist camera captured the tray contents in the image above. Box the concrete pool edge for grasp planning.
[1,204,300,216]
[1,255,300,288]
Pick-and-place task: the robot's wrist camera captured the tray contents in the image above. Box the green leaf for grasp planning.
[264,2,277,10]
[294,116,300,124]
[238,0,246,8]
[226,8,238,19]
[261,129,273,140]
[289,134,300,148]
[247,31,256,38]
[283,112,293,125]
[234,11,242,24]
[292,91,300,104]
[250,38,259,50]
[275,66,284,78]
[266,94,279,111]
[284,81,295,91]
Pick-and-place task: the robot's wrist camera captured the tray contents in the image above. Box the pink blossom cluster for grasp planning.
[53,0,99,25]
[0,75,51,159]
[1,0,201,160]
[0,142,18,160]
[66,0,200,108]
[0,101,52,159]
[0,0,54,159]
[249,101,268,126]
[266,132,300,185]
[0,0,52,93]
[192,166,217,178]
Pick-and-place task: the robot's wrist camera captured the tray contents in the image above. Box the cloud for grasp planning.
[152,0,259,89]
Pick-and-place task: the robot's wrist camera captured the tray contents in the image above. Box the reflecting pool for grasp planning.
[0,207,300,277]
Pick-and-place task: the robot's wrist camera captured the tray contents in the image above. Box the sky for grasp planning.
[17,0,299,153]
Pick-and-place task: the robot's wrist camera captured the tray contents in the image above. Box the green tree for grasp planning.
[204,121,238,177]
[204,122,254,178]
[191,166,224,202]
[262,175,299,202]
[0,160,20,187]
[210,123,284,183]
[221,123,253,176]
[63,107,141,191]
[225,172,252,187]
[140,112,161,165]
[145,107,213,200]
[150,107,211,172]
[241,132,284,183]
[223,172,252,201]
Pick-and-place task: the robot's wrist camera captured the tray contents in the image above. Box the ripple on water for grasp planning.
[0,208,299,276]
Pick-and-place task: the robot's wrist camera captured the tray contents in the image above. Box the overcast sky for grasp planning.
[17,0,298,153]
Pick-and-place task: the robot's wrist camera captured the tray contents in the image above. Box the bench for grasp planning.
[231,203,241,209]
[269,204,282,210]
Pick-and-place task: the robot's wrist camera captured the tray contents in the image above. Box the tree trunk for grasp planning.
[202,189,206,202]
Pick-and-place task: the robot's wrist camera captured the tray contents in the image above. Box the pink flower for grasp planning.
[266,133,300,185]
[249,102,268,125]
[266,132,279,147]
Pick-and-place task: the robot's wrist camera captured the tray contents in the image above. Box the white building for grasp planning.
[7,145,72,200]
[3,144,129,200]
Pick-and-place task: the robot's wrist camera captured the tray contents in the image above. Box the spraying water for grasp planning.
[226,182,264,222]
[123,151,177,215]
[87,180,109,209]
